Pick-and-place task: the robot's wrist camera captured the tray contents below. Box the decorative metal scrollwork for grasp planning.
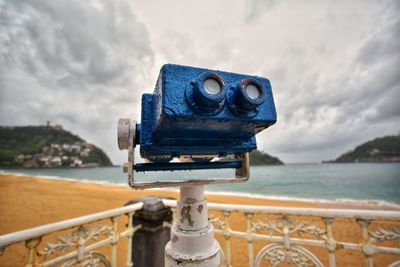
[369,227,400,243]
[209,215,226,229]
[252,216,326,240]
[41,225,113,256]
[255,243,324,267]
[39,225,113,266]
[61,251,111,267]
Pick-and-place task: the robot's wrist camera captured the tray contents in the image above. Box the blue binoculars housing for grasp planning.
[118,64,276,188]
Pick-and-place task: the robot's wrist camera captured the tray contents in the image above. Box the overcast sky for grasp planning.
[1,0,399,164]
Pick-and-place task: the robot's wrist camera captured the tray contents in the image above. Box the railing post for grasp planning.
[323,217,336,267]
[25,237,40,267]
[126,197,173,267]
[111,216,119,267]
[223,211,232,267]
[245,213,254,267]
[126,212,135,267]
[357,218,374,267]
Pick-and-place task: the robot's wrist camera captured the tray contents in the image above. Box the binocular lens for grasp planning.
[246,84,261,100]
[203,78,222,95]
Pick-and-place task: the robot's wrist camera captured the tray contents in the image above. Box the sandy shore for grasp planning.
[0,173,399,266]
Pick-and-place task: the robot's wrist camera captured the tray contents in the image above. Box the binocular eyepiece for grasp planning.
[189,72,226,112]
[187,72,265,116]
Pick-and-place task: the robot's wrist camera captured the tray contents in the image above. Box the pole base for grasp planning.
[165,225,221,266]
[165,246,220,267]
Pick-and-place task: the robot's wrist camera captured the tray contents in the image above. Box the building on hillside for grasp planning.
[54,124,63,131]
[80,148,91,157]
[70,158,82,167]
[15,154,25,164]
[62,144,71,151]
[70,144,81,152]
[50,157,62,167]
[51,144,61,150]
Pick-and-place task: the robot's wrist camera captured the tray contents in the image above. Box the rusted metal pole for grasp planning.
[165,185,220,266]
[128,197,173,267]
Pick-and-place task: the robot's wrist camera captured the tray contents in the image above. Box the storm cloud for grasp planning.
[0,0,154,163]
[1,0,399,163]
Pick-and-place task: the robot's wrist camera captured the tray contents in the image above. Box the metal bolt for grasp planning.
[123,163,128,173]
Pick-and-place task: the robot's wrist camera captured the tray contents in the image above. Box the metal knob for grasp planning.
[118,118,136,150]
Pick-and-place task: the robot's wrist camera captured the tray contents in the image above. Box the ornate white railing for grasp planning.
[162,200,400,267]
[1,199,399,267]
[0,202,143,267]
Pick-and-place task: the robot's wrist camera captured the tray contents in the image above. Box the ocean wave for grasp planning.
[1,171,399,209]
[202,191,400,209]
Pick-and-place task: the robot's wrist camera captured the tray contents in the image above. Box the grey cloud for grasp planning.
[1,0,153,88]
[1,0,399,164]
[0,0,155,164]
[340,10,400,123]
[244,0,276,22]
[254,1,400,161]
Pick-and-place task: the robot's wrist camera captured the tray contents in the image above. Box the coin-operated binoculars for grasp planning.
[118,64,276,267]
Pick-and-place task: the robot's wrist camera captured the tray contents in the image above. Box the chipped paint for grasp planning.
[180,206,194,227]
[197,204,203,214]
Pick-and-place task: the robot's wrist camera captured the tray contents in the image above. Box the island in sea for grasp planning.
[249,149,284,165]
[0,123,112,168]
[323,135,400,163]
[218,149,283,165]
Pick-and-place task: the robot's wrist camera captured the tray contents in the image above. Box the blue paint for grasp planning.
[134,161,242,172]
[138,64,277,162]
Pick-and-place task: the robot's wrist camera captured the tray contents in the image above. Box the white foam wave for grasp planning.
[203,191,400,209]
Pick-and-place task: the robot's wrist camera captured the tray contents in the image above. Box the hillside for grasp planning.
[249,150,284,165]
[203,149,283,165]
[328,135,400,163]
[0,125,112,168]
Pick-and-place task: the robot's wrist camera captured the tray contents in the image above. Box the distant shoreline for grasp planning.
[322,161,400,164]
[0,165,118,169]
[4,161,400,169]
[1,171,398,210]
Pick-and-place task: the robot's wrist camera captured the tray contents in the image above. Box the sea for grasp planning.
[1,163,400,208]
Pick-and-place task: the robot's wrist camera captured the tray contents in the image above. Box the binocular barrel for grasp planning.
[136,64,276,162]
[118,64,276,187]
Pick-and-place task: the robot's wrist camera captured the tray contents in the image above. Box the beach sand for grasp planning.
[0,173,399,266]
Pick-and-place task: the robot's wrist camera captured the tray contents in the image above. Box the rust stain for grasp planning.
[180,206,194,226]
[172,235,179,243]
[336,243,344,250]
[197,204,203,213]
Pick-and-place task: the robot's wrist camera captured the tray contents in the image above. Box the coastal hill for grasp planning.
[218,149,283,165]
[326,135,400,163]
[0,124,112,168]
[249,149,284,165]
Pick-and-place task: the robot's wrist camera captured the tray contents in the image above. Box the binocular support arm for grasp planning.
[118,119,250,189]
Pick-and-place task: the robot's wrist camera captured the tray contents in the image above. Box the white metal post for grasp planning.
[165,185,220,267]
